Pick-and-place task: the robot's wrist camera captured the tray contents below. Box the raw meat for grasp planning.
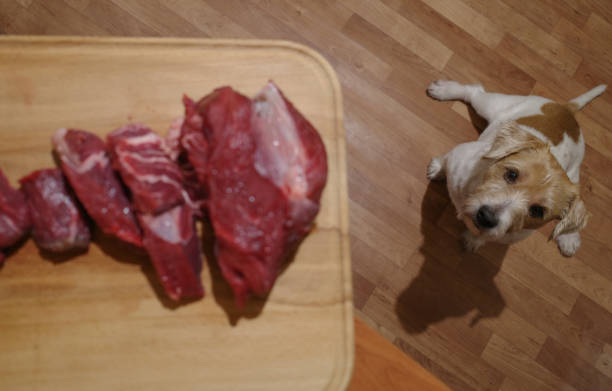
[53,128,142,247]
[0,169,31,262]
[109,124,204,301]
[107,124,186,214]
[182,82,327,307]
[251,82,328,244]
[181,96,209,188]
[138,204,204,301]
[166,116,207,214]
[20,169,90,252]
[164,117,184,162]
[0,169,31,248]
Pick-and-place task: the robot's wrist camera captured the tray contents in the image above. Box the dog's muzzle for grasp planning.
[474,205,498,229]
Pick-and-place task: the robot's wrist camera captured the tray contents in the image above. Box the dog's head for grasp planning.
[463,122,589,250]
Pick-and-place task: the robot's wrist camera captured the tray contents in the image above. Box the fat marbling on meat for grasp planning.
[107,124,186,215]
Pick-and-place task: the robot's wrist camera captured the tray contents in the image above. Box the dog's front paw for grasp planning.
[462,231,485,252]
[556,232,581,257]
[427,157,445,181]
[427,80,463,101]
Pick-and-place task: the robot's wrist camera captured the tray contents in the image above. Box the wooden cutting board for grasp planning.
[0,36,353,391]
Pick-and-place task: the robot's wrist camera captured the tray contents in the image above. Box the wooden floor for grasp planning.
[2,1,612,390]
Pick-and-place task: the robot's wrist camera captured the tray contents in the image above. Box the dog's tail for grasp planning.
[569,84,607,111]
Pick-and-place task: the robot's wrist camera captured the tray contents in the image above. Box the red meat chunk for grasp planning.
[109,123,204,301]
[20,169,90,252]
[107,124,186,214]
[251,82,328,244]
[0,169,31,262]
[138,204,204,301]
[53,128,142,247]
[182,82,327,307]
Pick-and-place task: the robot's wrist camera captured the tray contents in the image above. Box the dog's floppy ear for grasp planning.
[550,196,590,240]
[485,121,546,160]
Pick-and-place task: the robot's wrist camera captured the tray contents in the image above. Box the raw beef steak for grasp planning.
[53,128,142,247]
[109,124,204,301]
[182,82,327,307]
[251,82,328,244]
[138,204,204,300]
[107,124,186,214]
[20,169,90,252]
[0,169,31,263]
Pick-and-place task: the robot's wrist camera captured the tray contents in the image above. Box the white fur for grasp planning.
[427,80,606,256]
[556,231,581,257]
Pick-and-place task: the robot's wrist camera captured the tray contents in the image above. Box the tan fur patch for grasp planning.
[516,103,580,144]
[475,146,578,232]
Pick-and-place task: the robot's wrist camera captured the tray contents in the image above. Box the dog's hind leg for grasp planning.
[427,80,537,123]
[427,80,482,102]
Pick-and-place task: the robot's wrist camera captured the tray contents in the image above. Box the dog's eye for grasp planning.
[504,168,519,183]
[529,205,545,218]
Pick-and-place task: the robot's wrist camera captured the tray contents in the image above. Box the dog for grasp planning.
[426,80,606,257]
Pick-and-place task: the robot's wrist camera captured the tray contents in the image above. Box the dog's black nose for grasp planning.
[476,206,498,229]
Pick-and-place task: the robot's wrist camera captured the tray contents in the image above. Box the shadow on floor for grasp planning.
[395,106,509,333]
[395,181,508,334]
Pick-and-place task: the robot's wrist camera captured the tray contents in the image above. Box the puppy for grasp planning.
[426,80,606,256]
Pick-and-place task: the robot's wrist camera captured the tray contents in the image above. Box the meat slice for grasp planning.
[183,87,284,307]
[251,82,328,243]
[109,123,204,301]
[107,124,185,214]
[138,205,204,301]
[0,169,31,262]
[53,128,142,247]
[182,83,327,307]
[20,169,90,252]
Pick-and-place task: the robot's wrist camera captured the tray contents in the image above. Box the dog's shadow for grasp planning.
[394,108,508,334]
